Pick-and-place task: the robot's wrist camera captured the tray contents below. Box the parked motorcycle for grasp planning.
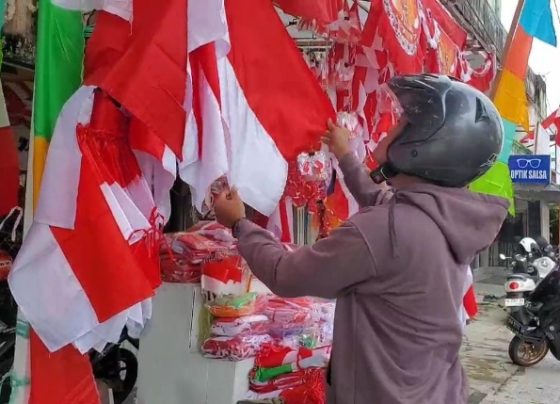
[500,253,537,310]
[506,267,560,367]
[90,328,139,404]
[501,237,557,311]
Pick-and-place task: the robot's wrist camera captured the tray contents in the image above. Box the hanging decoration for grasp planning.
[362,0,423,74]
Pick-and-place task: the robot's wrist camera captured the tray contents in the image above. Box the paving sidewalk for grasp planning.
[463,267,560,404]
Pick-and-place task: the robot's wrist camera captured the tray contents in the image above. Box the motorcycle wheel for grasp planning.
[0,359,12,404]
[508,336,549,367]
[107,348,138,404]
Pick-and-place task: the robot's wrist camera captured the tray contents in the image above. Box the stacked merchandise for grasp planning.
[160,221,236,283]
[164,221,337,403]
[199,245,268,360]
[246,298,335,403]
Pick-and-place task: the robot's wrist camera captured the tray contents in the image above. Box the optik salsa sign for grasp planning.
[509,155,551,185]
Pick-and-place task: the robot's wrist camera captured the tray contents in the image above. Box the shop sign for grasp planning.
[509,155,551,185]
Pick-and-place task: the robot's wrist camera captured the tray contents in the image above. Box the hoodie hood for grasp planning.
[394,183,509,265]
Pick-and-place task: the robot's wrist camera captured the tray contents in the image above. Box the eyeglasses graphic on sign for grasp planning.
[517,159,542,169]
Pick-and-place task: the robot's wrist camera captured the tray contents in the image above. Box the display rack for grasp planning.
[137,283,254,404]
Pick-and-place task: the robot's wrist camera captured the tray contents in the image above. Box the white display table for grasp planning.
[137,283,254,404]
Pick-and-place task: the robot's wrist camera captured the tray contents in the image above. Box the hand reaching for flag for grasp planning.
[214,188,246,229]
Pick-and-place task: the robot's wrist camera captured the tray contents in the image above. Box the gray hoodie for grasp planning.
[235,153,508,404]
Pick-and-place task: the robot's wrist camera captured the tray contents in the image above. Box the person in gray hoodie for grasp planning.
[214,74,509,404]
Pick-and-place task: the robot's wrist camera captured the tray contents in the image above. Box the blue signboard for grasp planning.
[509,155,551,185]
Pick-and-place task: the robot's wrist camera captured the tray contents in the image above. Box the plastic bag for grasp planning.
[211,315,270,337]
[206,292,258,318]
[297,152,331,182]
[201,334,273,361]
[202,252,251,298]
[160,252,201,283]
[249,368,317,394]
[279,369,326,404]
[264,297,314,338]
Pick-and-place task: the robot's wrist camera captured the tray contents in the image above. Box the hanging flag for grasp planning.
[275,0,344,24]
[534,123,551,154]
[83,0,189,219]
[182,0,335,216]
[8,2,99,404]
[52,0,132,21]
[32,0,84,209]
[10,88,158,354]
[471,0,557,215]
[421,0,467,49]
[0,81,19,216]
[362,0,424,74]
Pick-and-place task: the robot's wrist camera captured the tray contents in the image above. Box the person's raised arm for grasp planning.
[323,119,393,207]
[213,190,375,299]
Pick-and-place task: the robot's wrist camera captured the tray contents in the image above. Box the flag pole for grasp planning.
[490,0,526,100]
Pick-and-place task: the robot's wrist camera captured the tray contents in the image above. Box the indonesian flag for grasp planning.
[543,107,560,146]
[9,88,159,354]
[520,107,560,145]
[460,267,478,329]
[182,0,335,216]
[84,0,189,220]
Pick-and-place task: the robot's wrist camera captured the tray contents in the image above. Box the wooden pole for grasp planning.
[490,0,526,100]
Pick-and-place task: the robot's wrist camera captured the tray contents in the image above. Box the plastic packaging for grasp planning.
[160,224,236,283]
[206,292,258,318]
[201,252,250,298]
[264,297,314,338]
[201,334,273,361]
[297,152,331,182]
[279,369,327,404]
[210,315,270,337]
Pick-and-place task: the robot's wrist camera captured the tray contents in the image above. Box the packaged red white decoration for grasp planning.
[211,315,270,337]
[336,111,361,139]
[249,368,323,394]
[201,252,251,298]
[280,369,327,404]
[264,297,314,338]
[206,292,259,318]
[284,160,328,211]
[201,334,273,361]
[160,222,236,283]
[297,151,331,182]
[256,344,331,370]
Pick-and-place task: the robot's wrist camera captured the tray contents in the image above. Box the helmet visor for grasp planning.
[386,75,448,143]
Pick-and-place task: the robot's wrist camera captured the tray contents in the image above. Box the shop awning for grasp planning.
[515,184,560,203]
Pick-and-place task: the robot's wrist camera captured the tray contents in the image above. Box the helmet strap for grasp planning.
[369,163,399,184]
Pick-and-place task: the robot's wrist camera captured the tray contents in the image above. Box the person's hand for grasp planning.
[213,188,246,228]
[322,118,351,160]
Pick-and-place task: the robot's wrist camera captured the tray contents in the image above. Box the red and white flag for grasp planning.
[275,0,344,24]
[182,0,335,216]
[10,89,159,353]
[520,107,560,145]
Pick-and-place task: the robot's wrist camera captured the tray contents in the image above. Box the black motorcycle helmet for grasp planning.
[371,74,504,187]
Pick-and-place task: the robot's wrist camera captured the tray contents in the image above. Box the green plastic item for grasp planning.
[469,161,515,216]
[253,363,293,383]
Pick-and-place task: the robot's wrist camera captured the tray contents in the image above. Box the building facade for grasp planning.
[442,0,554,266]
